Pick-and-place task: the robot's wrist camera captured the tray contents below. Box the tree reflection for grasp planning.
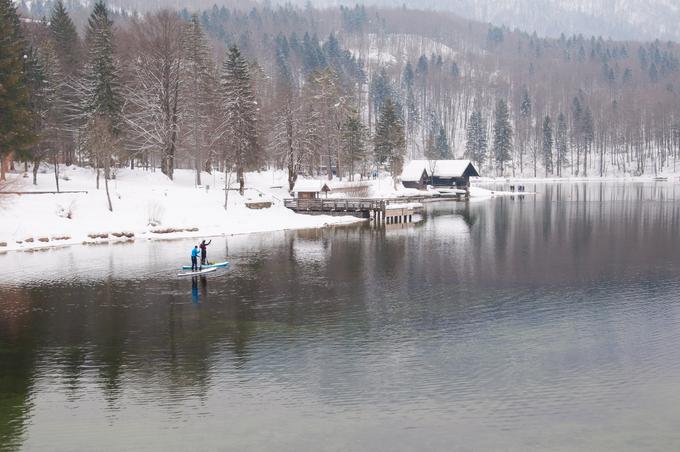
[1,182,680,447]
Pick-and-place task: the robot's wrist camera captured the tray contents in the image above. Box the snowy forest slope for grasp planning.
[283,0,680,42]
[12,0,680,180]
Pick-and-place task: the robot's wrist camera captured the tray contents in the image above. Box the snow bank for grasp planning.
[469,186,535,198]
[0,166,365,253]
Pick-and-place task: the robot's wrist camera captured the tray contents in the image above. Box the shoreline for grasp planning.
[0,216,367,254]
[476,174,679,183]
[0,167,371,254]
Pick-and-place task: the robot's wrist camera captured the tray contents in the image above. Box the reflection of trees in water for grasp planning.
[2,183,680,440]
[465,182,680,286]
[0,290,38,451]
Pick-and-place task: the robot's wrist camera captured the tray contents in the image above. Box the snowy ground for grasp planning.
[0,166,552,254]
[0,166,365,253]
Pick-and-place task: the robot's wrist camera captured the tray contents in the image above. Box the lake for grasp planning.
[1,182,680,451]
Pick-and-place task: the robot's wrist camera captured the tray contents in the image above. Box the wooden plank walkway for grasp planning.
[283,193,464,213]
[283,192,465,222]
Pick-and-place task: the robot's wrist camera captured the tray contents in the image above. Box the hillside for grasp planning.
[285,0,680,42]
[11,0,680,180]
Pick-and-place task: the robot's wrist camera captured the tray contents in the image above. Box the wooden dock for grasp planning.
[283,193,465,223]
[283,198,386,219]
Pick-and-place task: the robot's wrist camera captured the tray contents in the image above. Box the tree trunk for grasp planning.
[0,155,6,181]
[195,158,201,186]
[104,163,113,212]
[288,159,297,192]
[224,164,231,210]
[33,159,40,185]
[53,155,60,193]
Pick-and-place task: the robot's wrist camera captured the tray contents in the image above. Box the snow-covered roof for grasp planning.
[401,160,479,181]
[292,179,331,193]
[401,161,430,181]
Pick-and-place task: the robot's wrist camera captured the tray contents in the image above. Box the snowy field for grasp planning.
[0,166,368,253]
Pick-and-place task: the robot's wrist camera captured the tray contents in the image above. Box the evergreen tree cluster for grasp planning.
[465,110,487,168]
[0,0,35,179]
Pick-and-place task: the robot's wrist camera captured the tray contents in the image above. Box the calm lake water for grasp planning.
[2,182,680,451]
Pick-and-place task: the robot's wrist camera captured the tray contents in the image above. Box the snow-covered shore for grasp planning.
[0,167,366,253]
[476,173,680,183]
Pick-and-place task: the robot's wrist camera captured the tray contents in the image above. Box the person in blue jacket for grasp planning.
[191,245,201,271]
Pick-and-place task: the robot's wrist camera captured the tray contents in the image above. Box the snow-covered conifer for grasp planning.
[493,99,513,175]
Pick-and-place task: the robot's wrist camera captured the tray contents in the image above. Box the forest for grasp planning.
[3,0,680,197]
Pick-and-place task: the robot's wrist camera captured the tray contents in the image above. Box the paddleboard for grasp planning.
[177,267,218,277]
[180,261,229,270]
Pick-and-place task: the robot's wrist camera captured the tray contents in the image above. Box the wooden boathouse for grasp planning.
[401,160,480,191]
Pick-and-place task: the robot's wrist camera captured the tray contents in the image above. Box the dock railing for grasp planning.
[283,198,386,212]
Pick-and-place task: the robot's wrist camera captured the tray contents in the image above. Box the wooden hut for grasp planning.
[401,160,480,190]
[292,180,332,199]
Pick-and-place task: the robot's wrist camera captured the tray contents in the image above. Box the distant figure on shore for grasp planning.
[191,245,200,271]
[200,239,212,265]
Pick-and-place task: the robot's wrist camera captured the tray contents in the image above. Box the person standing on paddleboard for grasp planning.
[191,246,201,271]
[200,239,211,265]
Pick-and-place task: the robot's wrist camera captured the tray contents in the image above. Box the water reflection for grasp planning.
[190,277,209,305]
[1,182,680,450]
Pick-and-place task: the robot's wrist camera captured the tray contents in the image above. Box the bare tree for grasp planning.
[123,10,183,179]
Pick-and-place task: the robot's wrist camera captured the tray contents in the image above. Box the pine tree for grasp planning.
[83,0,120,127]
[493,99,512,175]
[341,111,367,181]
[518,86,532,174]
[572,96,583,175]
[0,0,35,180]
[82,0,121,211]
[555,112,568,177]
[426,124,451,160]
[369,69,393,126]
[26,39,65,190]
[402,62,418,152]
[542,115,553,176]
[435,126,451,159]
[465,110,487,169]
[47,0,80,166]
[374,98,405,186]
[49,0,80,76]
[582,106,594,177]
[181,14,214,184]
[220,45,260,197]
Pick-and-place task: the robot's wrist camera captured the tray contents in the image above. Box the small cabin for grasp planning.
[401,160,480,190]
[292,180,332,199]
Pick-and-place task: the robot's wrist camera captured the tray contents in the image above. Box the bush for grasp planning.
[147,201,165,226]
[56,200,76,219]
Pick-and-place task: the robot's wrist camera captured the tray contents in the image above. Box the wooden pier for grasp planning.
[282,194,464,223]
[283,198,387,219]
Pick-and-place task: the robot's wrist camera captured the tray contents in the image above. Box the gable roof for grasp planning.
[292,179,331,193]
[401,160,479,180]
[401,161,430,182]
